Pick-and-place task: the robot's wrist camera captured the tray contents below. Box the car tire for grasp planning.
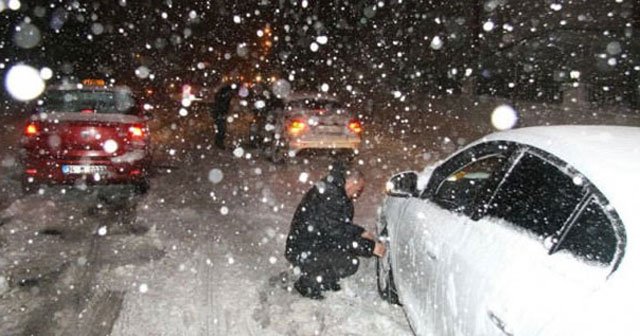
[376,255,400,304]
[376,228,400,305]
[346,149,357,161]
[21,179,40,195]
[269,139,288,164]
[133,178,150,195]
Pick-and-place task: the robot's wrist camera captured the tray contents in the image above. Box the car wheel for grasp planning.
[133,178,150,194]
[269,139,288,164]
[346,149,357,161]
[376,228,400,304]
[21,178,40,195]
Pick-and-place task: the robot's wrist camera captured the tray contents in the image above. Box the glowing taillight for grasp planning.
[25,123,38,136]
[348,119,363,134]
[128,125,144,138]
[288,120,307,136]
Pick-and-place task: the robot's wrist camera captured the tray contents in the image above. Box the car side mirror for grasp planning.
[386,171,419,197]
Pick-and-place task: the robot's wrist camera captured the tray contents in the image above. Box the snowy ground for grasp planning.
[0,95,638,335]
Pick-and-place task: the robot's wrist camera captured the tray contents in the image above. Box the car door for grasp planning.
[395,142,514,335]
[392,192,456,335]
[540,196,626,336]
[418,143,515,336]
[470,149,624,336]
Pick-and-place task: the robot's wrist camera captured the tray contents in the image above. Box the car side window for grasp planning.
[555,200,621,266]
[485,152,585,240]
[433,155,506,213]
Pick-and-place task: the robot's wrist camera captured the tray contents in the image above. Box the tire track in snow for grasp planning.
[201,241,229,336]
[71,290,126,336]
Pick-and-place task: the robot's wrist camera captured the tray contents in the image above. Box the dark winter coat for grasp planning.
[212,85,234,120]
[285,163,375,265]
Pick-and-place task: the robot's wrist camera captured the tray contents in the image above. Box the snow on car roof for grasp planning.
[476,125,640,255]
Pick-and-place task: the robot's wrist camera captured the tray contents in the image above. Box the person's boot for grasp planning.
[319,280,341,292]
[294,278,324,300]
[327,282,341,292]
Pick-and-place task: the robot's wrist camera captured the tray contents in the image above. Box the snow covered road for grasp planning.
[0,104,423,336]
[2,98,636,335]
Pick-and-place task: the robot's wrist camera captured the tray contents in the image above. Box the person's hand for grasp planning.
[373,242,386,257]
[361,230,376,241]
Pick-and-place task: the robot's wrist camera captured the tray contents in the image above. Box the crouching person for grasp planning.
[285,162,385,299]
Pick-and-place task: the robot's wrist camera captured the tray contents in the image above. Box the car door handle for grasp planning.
[488,310,513,336]
[425,250,437,261]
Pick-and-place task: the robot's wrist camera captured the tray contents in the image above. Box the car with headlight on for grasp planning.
[268,93,362,162]
[376,125,639,336]
[20,80,152,194]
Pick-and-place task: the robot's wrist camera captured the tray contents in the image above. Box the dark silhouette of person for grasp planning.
[285,162,385,299]
[249,86,284,149]
[211,84,235,149]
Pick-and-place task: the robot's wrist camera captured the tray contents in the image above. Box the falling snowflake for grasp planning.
[4,64,45,101]
[233,147,245,158]
[316,36,328,45]
[208,169,224,184]
[491,105,518,130]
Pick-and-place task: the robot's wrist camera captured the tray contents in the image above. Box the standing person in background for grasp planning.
[285,162,386,300]
[211,84,235,149]
[249,85,283,149]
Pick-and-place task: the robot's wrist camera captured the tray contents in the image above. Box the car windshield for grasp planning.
[41,89,136,114]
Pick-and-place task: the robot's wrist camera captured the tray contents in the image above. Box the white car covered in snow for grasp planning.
[376,125,640,336]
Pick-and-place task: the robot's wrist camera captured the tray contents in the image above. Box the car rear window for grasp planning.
[286,99,343,111]
[40,89,136,114]
[555,199,620,266]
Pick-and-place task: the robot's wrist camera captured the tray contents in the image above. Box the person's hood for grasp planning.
[323,161,348,188]
[217,85,235,98]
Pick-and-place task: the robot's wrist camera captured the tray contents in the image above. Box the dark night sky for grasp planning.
[1,0,638,104]
[1,1,467,90]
